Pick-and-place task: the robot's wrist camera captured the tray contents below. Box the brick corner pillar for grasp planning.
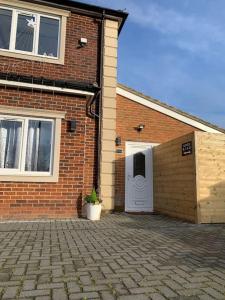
[99,19,118,212]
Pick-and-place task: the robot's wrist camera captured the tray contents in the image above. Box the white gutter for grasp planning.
[0,79,95,96]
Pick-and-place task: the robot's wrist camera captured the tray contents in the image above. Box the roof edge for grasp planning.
[117,83,225,134]
[28,0,128,33]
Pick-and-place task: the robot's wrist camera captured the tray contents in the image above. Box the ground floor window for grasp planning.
[0,115,54,175]
[0,107,65,182]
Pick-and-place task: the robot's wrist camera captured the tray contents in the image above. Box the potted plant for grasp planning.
[84,188,102,221]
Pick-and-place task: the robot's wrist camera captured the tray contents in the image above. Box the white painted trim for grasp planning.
[0,113,62,182]
[0,105,66,119]
[0,79,94,96]
[0,5,67,64]
[117,87,222,133]
[126,141,159,148]
[0,0,71,17]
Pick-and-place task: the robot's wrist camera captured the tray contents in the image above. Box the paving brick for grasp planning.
[69,292,99,299]
[157,286,177,297]
[37,283,64,289]
[122,278,139,289]
[117,295,149,300]
[202,287,225,299]
[100,291,115,300]
[129,287,155,294]
[2,286,18,299]
[0,215,225,300]
[22,280,36,291]
[82,285,109,292]
[149,293,166,300]
[20,289,50,298]
[52,288,68,300]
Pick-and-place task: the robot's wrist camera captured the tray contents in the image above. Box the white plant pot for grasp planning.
[86,203,102,221]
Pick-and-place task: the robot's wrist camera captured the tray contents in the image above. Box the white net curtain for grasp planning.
[0,120,22,169]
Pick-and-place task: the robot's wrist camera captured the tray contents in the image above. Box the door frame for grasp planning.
[125,141,159,212]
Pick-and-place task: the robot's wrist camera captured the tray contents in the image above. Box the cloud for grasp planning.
[79,0,225,128]
[127,1,225,55]
[82,0,225,55]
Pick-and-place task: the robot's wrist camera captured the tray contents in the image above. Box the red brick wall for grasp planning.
[115,94,201,210]
[0,8,100,219]
[0,88,97,219]
[0,12,100,84]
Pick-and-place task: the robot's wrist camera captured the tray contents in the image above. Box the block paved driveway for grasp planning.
[0,214,225,300]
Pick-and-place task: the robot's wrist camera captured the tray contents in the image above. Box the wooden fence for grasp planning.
[153,132,225,223]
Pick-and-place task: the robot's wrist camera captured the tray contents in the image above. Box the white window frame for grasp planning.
[0,0,70,65]
[0,106,65,182]
[0,114,55,176]
[0,5,61,59]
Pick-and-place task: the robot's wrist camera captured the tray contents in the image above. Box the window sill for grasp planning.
[0,174,59,183]
[0,49,65,65]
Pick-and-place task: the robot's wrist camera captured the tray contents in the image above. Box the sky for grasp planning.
[78,0,225,128]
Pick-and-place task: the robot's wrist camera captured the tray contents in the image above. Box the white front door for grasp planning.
[125,142,156,212]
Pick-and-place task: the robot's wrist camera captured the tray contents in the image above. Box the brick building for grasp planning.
[0,0,223,219]
[115,85,224,213]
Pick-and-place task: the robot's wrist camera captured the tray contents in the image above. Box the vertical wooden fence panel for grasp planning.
[196,132,225,223]
[153,132,198,223]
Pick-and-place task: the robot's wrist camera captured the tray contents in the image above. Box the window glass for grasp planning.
[25,120,52,172]
[38,16,59,57]
[15,13,35,52]
[0,8,12,50]
[0,120,22,169]
[133,152,146,178]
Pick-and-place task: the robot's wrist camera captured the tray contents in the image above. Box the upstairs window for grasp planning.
[0,7,60,58]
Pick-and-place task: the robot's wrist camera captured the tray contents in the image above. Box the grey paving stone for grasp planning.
[117,295,149,300]
[157,286,177,297]
[100,291,115,300]
[129,287,155,294]
[0,215,225,300]
[202,287,225,299]
[69,292,99,299]
[37,283,64,289]
[52,288,68,300]
[122,277,139,289]
[0,273,10,282]
[20,289,50,298]
[149,293,167,300]
[82,284,109,292]
[2,286,18,299]
[22,280,36,291]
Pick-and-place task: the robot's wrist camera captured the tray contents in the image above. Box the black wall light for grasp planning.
[136,124,145,132]
[68,120,77,133]
[115,136,121,146]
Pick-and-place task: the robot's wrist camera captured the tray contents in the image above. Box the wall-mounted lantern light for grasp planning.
[136,124,145,132]
[79,37,88,47]
[68,120,77,133]
[115,136,121,146]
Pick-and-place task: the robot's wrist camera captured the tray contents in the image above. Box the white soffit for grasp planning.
[117,87,222,133]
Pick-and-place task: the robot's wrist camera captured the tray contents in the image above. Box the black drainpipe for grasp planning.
[86,11,105,191]
[97,10,106,192]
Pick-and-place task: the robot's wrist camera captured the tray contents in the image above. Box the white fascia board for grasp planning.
[0,79,95,96]
[117,87,221,133]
